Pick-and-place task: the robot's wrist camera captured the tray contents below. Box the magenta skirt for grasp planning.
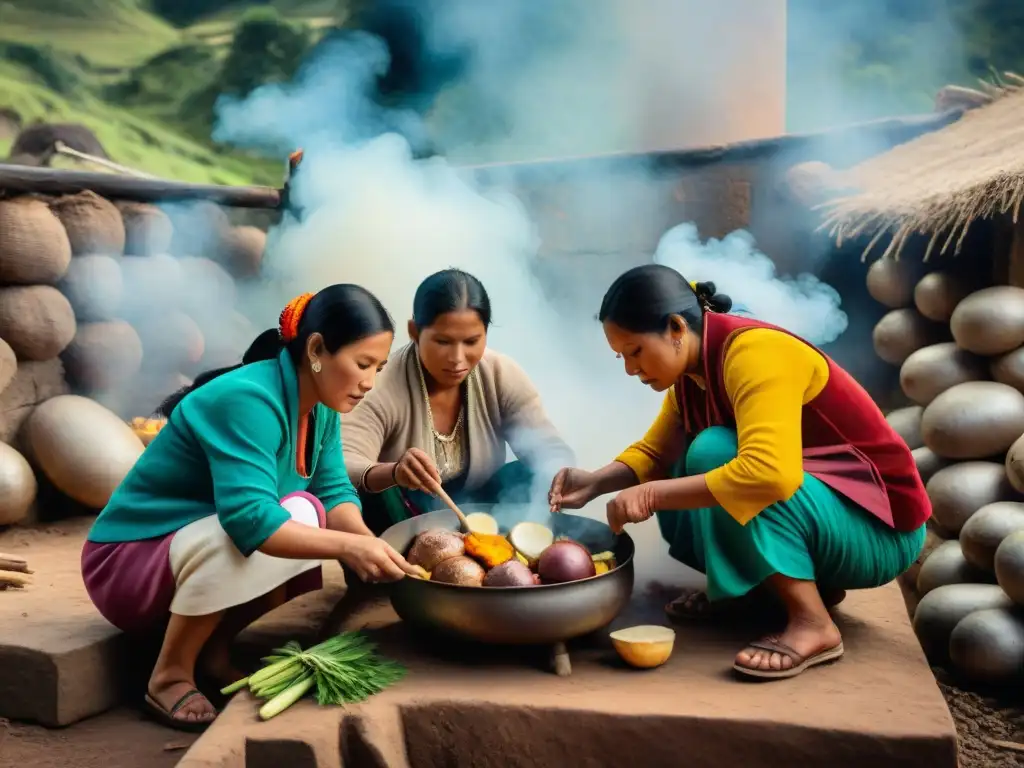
[81,491,326,634]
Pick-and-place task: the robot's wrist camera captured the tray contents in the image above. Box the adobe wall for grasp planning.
[0,192,265,527]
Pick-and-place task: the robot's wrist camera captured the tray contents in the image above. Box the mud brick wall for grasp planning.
[0,192,265,526]
[863,214,1024,686]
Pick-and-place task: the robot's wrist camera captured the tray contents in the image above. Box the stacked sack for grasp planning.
[867,256,1024,685]
[0,192,266,522]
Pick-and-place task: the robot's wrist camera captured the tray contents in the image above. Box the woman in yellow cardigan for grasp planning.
[549,265,928,680]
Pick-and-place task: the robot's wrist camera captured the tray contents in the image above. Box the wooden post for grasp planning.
[1008,215,1024,288]
[0,165,282,209]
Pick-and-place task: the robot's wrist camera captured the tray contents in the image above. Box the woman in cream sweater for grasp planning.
[342,269,575,534]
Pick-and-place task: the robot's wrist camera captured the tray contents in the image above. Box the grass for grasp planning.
[0,0,334,186]
[0,61,281,185]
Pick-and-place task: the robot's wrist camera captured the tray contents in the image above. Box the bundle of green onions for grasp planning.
[220,631,406,720]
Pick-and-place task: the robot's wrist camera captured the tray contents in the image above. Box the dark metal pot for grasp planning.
[381,503,635,645]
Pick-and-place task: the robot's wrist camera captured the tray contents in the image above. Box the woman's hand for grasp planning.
[337,535,419,583]
[394,448,442,493]
[548,467,598,512]
[606,484,658,534]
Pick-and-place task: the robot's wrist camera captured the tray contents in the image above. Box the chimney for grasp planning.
[620,0,787,151]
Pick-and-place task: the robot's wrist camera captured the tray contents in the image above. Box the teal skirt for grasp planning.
[359,461,535,537]
[659,427,926,602]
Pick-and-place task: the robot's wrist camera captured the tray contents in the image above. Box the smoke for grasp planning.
[786,0,967,134]
[654,224,848,346]
[206,1,961,585]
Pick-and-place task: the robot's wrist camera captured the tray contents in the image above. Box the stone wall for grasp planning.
[0,191,265,526]
[869,216,1024,686]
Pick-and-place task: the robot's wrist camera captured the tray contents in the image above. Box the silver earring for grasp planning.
[311,359,322,373]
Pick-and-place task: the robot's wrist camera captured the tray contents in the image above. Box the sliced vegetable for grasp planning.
[508,522,555,562]
[591,550,615,563]
[464,532,515,569]
[464,512,500,535]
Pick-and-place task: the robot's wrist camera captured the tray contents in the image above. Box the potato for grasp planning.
[899,343,985,406]
[873,309,948,366]
[950,286,1024,355]
[921,381,1024,459]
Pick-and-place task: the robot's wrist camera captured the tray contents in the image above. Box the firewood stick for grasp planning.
[983,738,1024,753]
[0,571,30,588]
[0,553,29,573]
[0,557,31,574]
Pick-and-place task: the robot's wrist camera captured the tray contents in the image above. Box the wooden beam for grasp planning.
[0,164,283,209]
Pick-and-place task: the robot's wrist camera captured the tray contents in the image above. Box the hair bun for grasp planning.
[279,293,315,342]
[693,281,733,313]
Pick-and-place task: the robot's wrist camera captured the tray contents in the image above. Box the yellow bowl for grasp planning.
[609,625,676,669]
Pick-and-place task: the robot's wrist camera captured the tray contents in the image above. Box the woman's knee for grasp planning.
[685,427,739,476]
[280,492,326,528]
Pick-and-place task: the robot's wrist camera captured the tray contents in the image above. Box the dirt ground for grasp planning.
[0,523,1021,767]
[936,677,1024,768]
[1,668,1020,768]
[0,708,198,768]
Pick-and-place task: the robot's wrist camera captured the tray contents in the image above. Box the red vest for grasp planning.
[675,313,931,531]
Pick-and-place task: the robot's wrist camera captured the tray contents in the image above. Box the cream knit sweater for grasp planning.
[341,343,574,492]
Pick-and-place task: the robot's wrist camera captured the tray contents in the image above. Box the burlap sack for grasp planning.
[0,358,69,444]
[62,320,143,392]
[0,197,72,285]
[166,200,230,258]
[117,202,173,257]
[0,286,77,361]
[133,311,205,372]
[118,253,184,320]
[219,225,266,279]
[49,191,126,257]
[0,337,15,396]
[22,394,144,509]
[57,254,123,322]
[0,442,36,525]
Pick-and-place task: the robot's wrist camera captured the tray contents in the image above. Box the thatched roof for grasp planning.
[819,78,1024,260]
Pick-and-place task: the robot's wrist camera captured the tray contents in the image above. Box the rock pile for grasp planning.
[0,192,266,523]
[869,257,1024,685]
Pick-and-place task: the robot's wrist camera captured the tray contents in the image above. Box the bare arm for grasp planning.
[362,462,399,494]
[259,519,418,581]
[648,474,718,511]
[326,501,375,537]
[259,519,365,559]
[590,460,641,495]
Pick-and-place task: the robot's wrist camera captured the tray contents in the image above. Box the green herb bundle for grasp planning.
[221,631,406,720]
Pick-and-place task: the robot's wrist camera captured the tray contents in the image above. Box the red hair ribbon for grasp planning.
[279,293,314,342]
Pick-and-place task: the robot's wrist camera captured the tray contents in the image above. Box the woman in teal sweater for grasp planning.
[81,285,418,732]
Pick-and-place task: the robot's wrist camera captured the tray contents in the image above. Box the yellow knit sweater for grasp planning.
[616,328,830,524]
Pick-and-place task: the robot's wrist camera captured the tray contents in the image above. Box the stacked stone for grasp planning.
[0,196,74,525]
[0,192,265,524]
[867,256,1024,685]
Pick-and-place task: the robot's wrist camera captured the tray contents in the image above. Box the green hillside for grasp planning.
[0,0,340,186]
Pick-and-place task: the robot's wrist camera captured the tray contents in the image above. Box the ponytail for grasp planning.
[600,265,733,335]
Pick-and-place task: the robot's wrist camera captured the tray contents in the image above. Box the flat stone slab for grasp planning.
[182,581,958,768]
[0,517,352,727]
[0,518,125,726]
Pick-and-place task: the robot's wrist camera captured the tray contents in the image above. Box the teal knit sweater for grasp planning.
[87,350,361,556]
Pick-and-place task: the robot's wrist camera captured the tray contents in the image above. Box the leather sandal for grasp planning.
[143,688,217,732]
[732,637,845,680]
